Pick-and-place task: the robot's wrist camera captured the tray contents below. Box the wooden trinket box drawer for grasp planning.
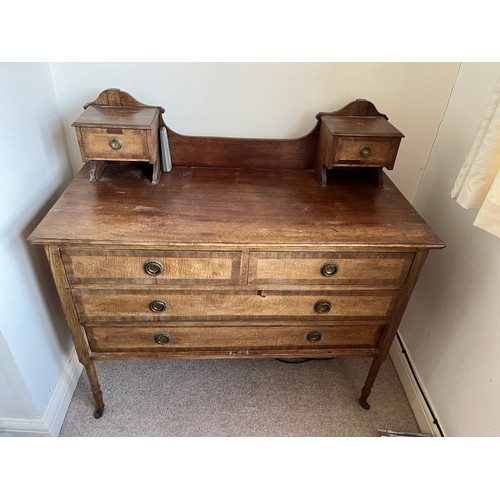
[71,89,165,184]
[314,107,404,187]
[29,91,444,419]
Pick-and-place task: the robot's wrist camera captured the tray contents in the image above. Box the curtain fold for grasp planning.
[451,77,500,237]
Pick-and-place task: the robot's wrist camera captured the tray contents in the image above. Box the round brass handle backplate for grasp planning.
[154,332,172,345]
[314,300,332,314]
[109,137,123,151]
[359,145,371,158]
[321,262,339,277]
[144,260,163,276]
[149,299,167,313]
[306,331,323,343]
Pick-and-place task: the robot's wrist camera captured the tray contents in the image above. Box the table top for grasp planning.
[29,163,444,250]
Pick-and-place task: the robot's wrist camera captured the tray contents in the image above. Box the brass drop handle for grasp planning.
[321,262,339,277]
[306,331,323,343]
[149,299,167,313]
[144,260,163,276]
[359,145,371,158]
[109,137,123,151]
[154,332,172,345]
[314,300,332,314]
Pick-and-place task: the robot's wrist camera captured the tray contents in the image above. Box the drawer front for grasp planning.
[86,323,385,352]
[62,249,241,285]
[73,289,400,322]
[333,137,399,167]
[248,252,413,285]
[79,127,149,161]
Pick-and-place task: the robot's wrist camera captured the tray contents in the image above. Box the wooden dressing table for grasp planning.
[29,90,444,419]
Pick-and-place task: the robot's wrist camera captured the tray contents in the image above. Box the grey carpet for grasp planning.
[59,357,419,437]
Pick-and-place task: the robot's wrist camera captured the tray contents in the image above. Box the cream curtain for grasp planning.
[451,77,500,237]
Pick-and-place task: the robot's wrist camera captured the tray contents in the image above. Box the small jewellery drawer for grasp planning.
[248,252,413,285]
[72,289,400,322]
[332,137,399,167]
[86,324,386,352]
[79,128,150,161]
[62,249,241,285]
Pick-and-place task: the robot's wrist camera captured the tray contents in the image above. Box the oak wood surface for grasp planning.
[62,249,241,285]
[358,249,430,409]
[86,323,385,351]
[72,288,400,322]
[29,163,444,250]
[333,137,400,168]
[166,125,320,169]
[90,347,378,360]
[79,128,150,161]
[72,105,159,129]
[321,116,404,137]
[248,251,413,285]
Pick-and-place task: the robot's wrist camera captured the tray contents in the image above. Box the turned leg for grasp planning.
[83,361,105,418]
[359,354,386,410]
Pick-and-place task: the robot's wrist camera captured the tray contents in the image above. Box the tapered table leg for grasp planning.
[83,361,105,418]
[359,355,385,410]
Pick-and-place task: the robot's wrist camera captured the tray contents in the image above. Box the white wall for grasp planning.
[400,62,500,436]
[51,62,459,201]
[0,63,76,434]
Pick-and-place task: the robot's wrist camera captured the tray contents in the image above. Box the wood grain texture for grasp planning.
[72,105,160,129]
[313,109,404,186]
[72,288,400,322]
[333,137,401,168]
[72,93,162,185]
[44,245,104,412]
[359,249,430,409]
[82,88,165,114]
[166,124,320,169]
[79,128,150,161]
[248,251,413,285]
[90,347,378,360]
[62,249,241,285]
[28,164,445,250]
[86,323,385,352]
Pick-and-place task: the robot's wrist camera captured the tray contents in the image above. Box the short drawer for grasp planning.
[62,249,242,285]
[86,323,385,352]
[79,127,150,161]
[248,252,413,285]
[73,289,400,322]
[332,137,400,167]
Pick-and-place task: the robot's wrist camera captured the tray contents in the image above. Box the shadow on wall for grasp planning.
[23,166,75,353]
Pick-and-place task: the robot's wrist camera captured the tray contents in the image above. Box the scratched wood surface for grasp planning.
[29,163,444,249]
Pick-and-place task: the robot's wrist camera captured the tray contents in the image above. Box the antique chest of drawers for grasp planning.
[28,93,444,419]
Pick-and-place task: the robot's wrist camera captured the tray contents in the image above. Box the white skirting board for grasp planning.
[0,349,82,437]
[389,333,445,436]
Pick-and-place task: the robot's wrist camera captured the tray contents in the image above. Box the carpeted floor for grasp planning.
[59,356,419,437]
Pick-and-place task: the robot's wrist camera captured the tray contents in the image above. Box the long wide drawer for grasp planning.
[62,249,242,284]
[248,252,413,285]
[86,323,386,352]
[73,289,400,322]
